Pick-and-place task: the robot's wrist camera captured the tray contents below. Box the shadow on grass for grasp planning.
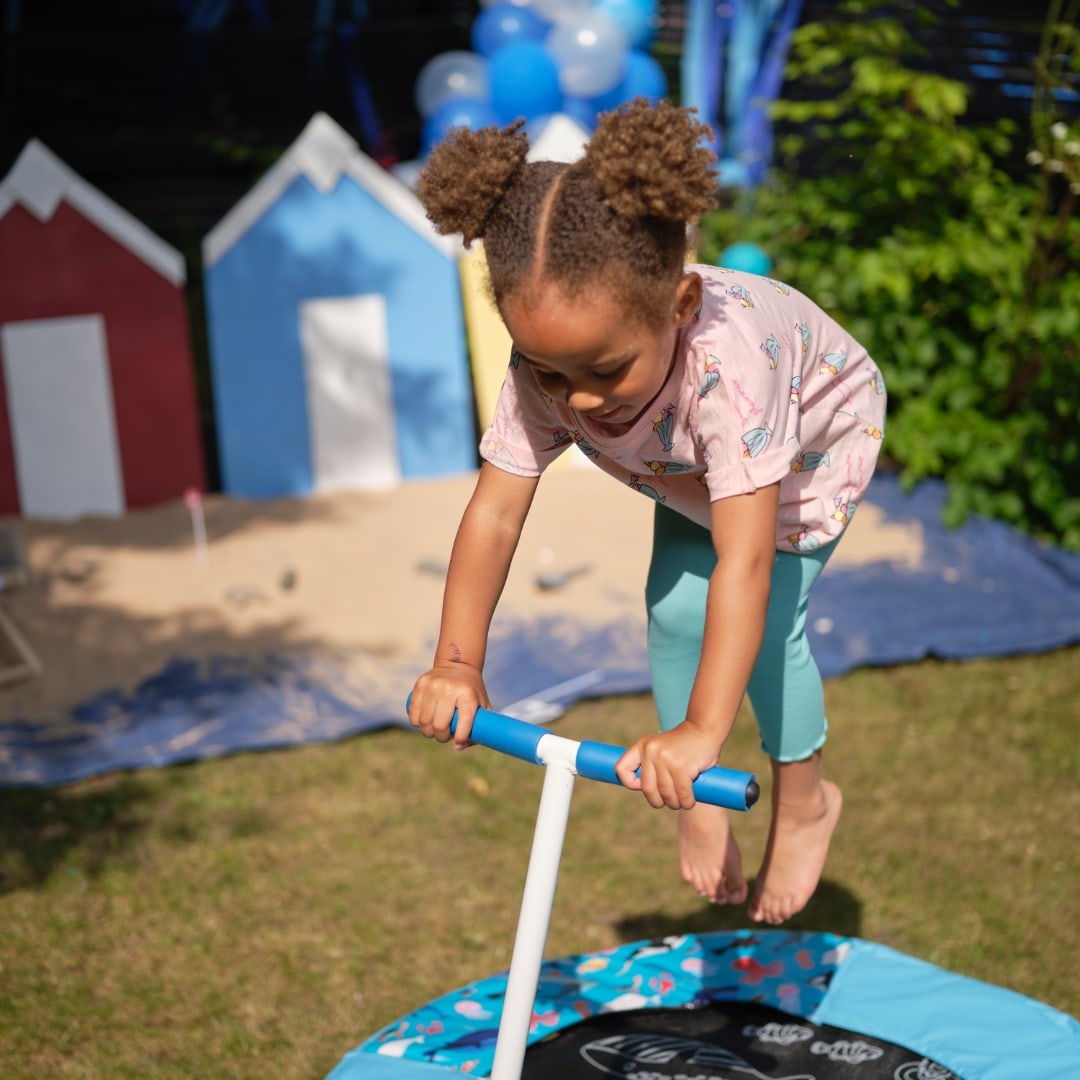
[613,879,862,941]
[0,770,178,894]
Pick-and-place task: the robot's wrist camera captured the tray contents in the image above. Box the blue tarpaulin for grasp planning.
[1,475,1078,789]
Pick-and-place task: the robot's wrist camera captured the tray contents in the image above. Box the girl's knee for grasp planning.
[647,570,707,640]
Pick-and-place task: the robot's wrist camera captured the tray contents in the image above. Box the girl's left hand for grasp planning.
[614,722,723,810]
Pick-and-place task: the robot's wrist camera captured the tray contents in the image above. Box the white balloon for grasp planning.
[414,51,490,118]
[546,11,628,98]
[530,0,592,23]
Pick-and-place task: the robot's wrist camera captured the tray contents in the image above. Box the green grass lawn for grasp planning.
[1,647,1077,1078]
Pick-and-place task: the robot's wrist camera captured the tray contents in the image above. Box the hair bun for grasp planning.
[585,98,718,222]
[416,120,529,247]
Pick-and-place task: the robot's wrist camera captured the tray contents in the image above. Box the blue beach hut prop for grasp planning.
[203,112,474,498]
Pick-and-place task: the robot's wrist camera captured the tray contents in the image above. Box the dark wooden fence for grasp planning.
[1,1,1061,253]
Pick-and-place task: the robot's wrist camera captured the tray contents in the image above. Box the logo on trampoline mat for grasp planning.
[894,1061,959,1080]
[742,1021,815,1046]
[578,1032,815,1078]
[808,1037,883,1064]
[576,1032,960,1079]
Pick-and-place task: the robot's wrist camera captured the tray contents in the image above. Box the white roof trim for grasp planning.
[203,112,459,268]
[202,154,301,268]
[0,139,186,286]
[292,112,356,195]
[342,151,458,257]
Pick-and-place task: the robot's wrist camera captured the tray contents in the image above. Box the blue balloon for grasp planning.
[720,242,772,276]
[489,41,563,124]
[589,49,668,113]
[562,95,599,132]
[421,96,501,155]
[594,0,658,49]
[471,3,549,58]
[621,49,668,101]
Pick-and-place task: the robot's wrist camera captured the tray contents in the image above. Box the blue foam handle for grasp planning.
[575,739,758,812]
[457,705,548,765]
[406,698,759,812]
[405,694,546,764]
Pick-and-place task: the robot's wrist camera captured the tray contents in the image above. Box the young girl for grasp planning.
[407,99,886,925]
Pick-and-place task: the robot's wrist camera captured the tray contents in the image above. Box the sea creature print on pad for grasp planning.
[614,935,690,976]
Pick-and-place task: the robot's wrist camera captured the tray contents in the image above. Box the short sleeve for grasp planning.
[680,266,887,547]
[479,357,574,476]
[691,346,800,500]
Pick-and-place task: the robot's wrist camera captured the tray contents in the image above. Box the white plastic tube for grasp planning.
[489,735,578,1080]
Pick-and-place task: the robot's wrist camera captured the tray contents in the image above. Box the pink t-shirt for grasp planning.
[479,266,887,552]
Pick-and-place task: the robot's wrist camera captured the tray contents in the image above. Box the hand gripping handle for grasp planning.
[409,698,759,811]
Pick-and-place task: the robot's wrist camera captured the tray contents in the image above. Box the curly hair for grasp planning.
[416,98,719,327]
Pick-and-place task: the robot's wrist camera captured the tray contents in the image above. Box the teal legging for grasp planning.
[646,503,838,762]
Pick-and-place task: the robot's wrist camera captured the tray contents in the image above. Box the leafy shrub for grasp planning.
[698,0,1080,549]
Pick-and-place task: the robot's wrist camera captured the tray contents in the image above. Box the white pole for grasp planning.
[184,487,208,566]
[490,751,576,1080]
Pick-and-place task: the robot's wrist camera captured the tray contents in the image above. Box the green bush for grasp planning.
[699,0,1080,549]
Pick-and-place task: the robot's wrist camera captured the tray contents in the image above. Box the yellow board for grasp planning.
[459,244,590,473]
[459,242,512,431]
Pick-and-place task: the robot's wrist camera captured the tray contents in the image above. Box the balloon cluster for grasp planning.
[414,0,664,156]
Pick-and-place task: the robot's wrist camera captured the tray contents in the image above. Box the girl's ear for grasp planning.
[673,272,703,326]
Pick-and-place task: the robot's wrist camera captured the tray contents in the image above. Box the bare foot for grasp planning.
[749,778,842,924]
[678,802,748,905]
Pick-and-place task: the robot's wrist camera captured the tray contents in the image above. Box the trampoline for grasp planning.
[330,708,1079,1080]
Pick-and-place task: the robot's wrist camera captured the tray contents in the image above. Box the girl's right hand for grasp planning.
[407,663,490,748]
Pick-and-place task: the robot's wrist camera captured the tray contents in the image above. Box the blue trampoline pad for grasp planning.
[331,930,1079,1079]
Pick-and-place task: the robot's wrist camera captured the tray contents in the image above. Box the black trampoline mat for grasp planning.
[523,1000,961,1079]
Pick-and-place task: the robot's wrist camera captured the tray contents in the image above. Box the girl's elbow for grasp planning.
[713,545,774,594]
